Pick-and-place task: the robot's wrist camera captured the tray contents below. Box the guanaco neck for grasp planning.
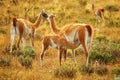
[92,4,95,13]
[50,17,60,34]
[33,14,42,28]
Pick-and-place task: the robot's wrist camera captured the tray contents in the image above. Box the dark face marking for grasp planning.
[13,17,17,27]
[41,12,48,18]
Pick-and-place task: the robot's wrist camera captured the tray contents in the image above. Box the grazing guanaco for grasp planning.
[10,10,48,53]
[91,3,105,23]
[41,14,94,66]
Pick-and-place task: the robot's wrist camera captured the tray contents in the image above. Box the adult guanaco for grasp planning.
[10,10,48,53]
[91,3,105,23]
[41,14,94,66]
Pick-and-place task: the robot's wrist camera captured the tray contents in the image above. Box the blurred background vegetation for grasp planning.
[0,0,120,80]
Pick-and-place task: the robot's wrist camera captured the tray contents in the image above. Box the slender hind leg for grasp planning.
[40,46,48,66]
[63,48,67,62]
[78,28,89,66]
[40,49,45,66]
[58,46,63,66]
[17,35,22,50]
[40,39,49,66]
[81,42,89,66]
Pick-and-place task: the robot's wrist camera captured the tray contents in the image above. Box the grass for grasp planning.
[112,65,120,77]
[0,0,120,80]
[80,64,94,75]
[95,65,108,76]
[0,57,11,67]
[54,62,78,78]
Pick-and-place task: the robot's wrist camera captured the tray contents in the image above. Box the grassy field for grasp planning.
[0,0,120,80]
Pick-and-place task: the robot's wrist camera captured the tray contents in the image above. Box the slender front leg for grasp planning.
[40,48,45,66]
[10,33,15,53]
[30,28,35,47]
[22,38,26,48]
[30,35,34,47]
[31,34,34,47]
[100,11,104,22]
[95,15,99,24]
[72,49,77,64]
[58,46,63,66]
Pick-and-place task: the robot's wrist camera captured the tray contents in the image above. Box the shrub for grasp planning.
[114,18,120,27]
[18,55,32,68]
[18,46,36,68]
[112,66,120,77]
[11,49,22,56]
[21,46,36,59]
[80,64,94,75]
[0,57,10,67]
[105,5,119,27]
[105,17,120,27]
[90,42,112,64]
[95,36,108,42]
[77,0,87,6]
[90,36,120,64]
[105,5,119,12]
[90,51,112,64]
[4,44,17,53]
[95,65,108,76]
[54,62,78,78]
[109,42,120,62]
[0,29,6,34]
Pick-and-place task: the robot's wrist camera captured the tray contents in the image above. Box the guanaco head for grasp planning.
[13,17,17,34]
[47,14,56,22]
[41,9,48,19]
[13,17,17,27]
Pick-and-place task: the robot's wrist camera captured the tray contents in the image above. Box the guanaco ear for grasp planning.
[50,14,56,17]
[41,9,45,13]
[47,14,56,22]
[52,14,56,17]
[41,9,48,18]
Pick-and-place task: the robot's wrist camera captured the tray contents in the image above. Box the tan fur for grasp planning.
[91,3,104,22]
[41,35,79,66]
[49,16,60,34]
[44,35,79,49]
[41,14,94,66]
[10,11,43,53]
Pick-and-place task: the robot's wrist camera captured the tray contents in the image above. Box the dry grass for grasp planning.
[0,0,120,80]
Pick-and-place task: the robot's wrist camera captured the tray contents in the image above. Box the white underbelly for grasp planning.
[64,29,79,44]
[23,27,31,39]
[22,20,32,40]
[50,39,58,49]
